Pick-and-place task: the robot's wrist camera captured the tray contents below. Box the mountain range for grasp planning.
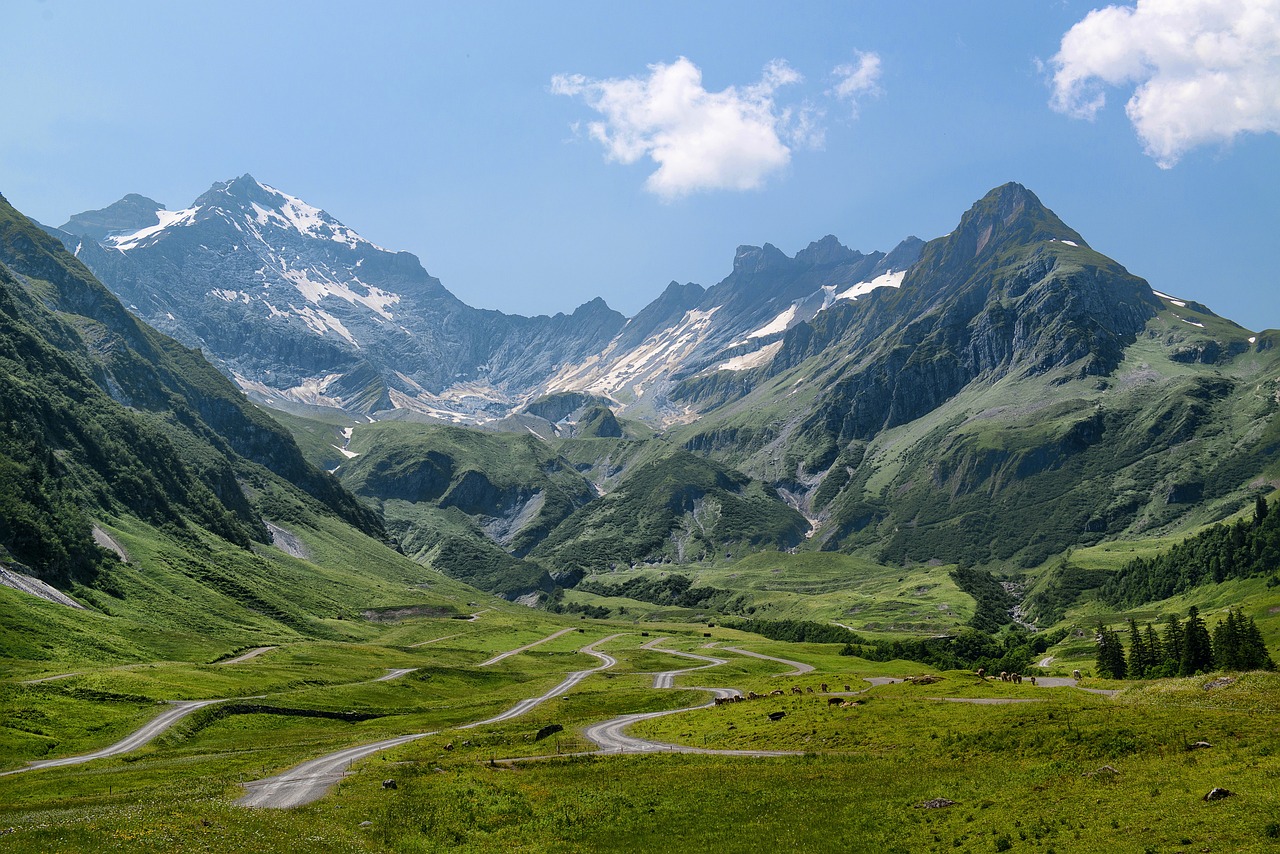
[17,177,1280,610]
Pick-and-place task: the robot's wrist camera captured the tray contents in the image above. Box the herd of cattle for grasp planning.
[711,666,1088,710]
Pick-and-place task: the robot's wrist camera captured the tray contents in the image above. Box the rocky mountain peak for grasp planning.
[795,235,863,267]
[732,243,790,274]
[60,193,166,240]
[951,182,1087,259]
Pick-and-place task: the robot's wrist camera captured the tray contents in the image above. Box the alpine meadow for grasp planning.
[2,2,1279,852]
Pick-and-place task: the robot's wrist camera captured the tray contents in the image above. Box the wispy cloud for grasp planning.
[830,51,883,115]
[1049,0,1280,168]
[551,57,810,199]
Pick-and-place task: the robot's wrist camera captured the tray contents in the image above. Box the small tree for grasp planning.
[1180,606,1214,676]
[1161,613,1184,675]
[1126,617,1148,678]
[1095,623,1127,679]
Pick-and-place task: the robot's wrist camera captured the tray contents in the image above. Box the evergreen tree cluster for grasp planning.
[1103,496,1280,606]
[1096,606,1274,679]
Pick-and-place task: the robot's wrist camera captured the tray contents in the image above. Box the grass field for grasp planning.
[2,600,1277,853]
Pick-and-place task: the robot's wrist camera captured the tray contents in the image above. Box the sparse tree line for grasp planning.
[1095,605,1274,679]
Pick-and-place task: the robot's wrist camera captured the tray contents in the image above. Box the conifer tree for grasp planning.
[1180,606,1214,675]
[1126,617,1147,678]
[1095,623,1127,679]
[1256,494,1269,525]
[1211,609,1241,670]
[1161,613,1184,674]
[1143,622,1163,673]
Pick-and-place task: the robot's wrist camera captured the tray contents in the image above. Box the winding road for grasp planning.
[641,637,728,689]
[719,645,815,676]
[238,635,623,808]
[0,699,226,777]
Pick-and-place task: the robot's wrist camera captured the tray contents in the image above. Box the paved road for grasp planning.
[374,668,419,682]
[19,672,80,685]
[1038,655,1055,668]
[460,635,621,729]
[408,633,463,648]
[218,646,277,665]
[478,627,579,667]
[579,647,796,759]
[719,646,814,676]
[239,635,623,808]
[641,637,727,689]
[237,731,434,809]
[0,699,226,777]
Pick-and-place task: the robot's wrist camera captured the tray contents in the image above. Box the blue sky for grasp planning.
[3,0,1277,328]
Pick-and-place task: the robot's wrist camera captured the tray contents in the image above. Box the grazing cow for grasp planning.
[444,742,454,751]
[748,691,762,700]
[770,690,784,696]
[1072,669,1082,680]
[1012,673,1022,684]
[791,686,803,695]
[820,683,829,693]
[1029,676,1037,686]
[844,684,851,692]
[806,687,815,694]
[1000,671,1009,682]
[828,696,843,706]
[976,668,986,679]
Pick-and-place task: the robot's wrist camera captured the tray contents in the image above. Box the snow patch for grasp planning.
[1249,336,1257,344]
[835,269,905,302]
[331,444,360,459]
[1179,317,1206,328]
[717,340,783,371]
[108,207,200,251]
[1152,290,1187,308]
[747,304,799,340]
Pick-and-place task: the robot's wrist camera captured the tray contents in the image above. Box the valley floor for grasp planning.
[2,611,1278,853]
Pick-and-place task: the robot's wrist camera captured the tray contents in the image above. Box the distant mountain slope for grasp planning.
[58,175,926,425]
[672,184,1280,568]
[529,450,809,573]
[0,191,401,622]
[57,175,626,419]
[339,421,598,557]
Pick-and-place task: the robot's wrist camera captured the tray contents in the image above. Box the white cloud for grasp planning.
[830,52,883,115]
[1050,0,1280,167]
[551,57,808,199]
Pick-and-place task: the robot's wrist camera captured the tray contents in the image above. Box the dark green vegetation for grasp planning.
[1097,607,1273,679]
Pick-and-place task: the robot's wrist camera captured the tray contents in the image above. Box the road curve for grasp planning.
[238,635,623,808]
[0,699,225,777]
[460,635,622,729]
[641,637,727,689]
[478,627,578,667]
[719,646,814,676]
